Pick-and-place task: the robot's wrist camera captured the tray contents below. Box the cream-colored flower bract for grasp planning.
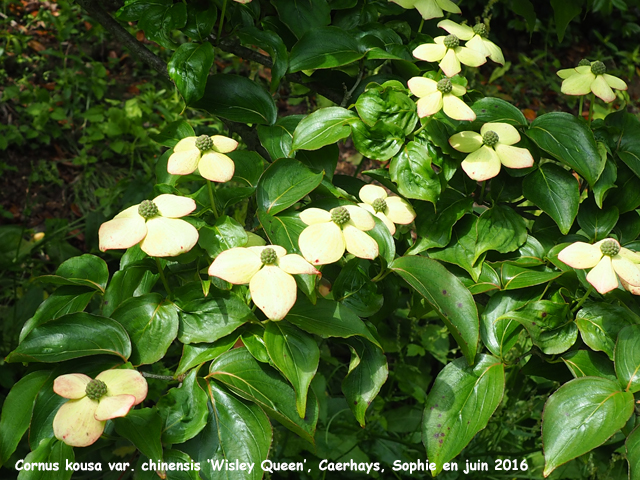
[449,122,534,181]
[558,60,627,103]
[558,238,640,294]
[437,20,504,65]
[168,134,238,182]
[208,245,319,320]
[413,34,486,78]
[99,194,198,257]
[53,370,147,447]
[358,185,416,235]
[407,76,475,121]
[298,205,378,265]
[389,0,460,19]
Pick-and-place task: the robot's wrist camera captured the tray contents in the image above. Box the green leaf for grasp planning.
[176,333,240,376]
[497,263,563,290]
[287,296,380,347]
[111,293,179,365]
[523,163,579,234]
[194,382,272,480]
[192,74,277,125]
[542,377,634,476]
[17,437,74,480]
[332,258,383,317]
[183,0,217,41]
[627,426,640,480]
[576,302,637,359]
[264,321,320,418]
[606,163,640,214]
[342,337,388,427]
[351,120,404,161]
[256,159,324,214]
[474,205,528,263]
[238,26,288,91]
[271,0,331,39]
[150,119,195,148]
[168,42,215,104]
[562,350,617,382]
[356,82,417,135]
[605,110,640,179]
[289,26,364,72]
[526,112,604,186]
[209,348,318,442]
[428,215,483,281]
[614,324,640,392]
[470,97,528,127]
[551,0,583,42]
[0,370,52,467]
[257,115,302,161]
[157,370,209,444]
[389,141,441,204]
[37,254,109,292]
[593,158,616,208]
[114,408,163,461]
[177,290,257,344]
[7,312,131,363]
[291,107,357,151]
[577,198,618,241]
[510,0,537,31]
[480,289,534,358]
[258,210,307,255]
[198,215,248,257]
[136,2,187,50]
[423,355,505,475]
[228,150,265,187]
[19,286,95,342]
[367,214,396,264]
[390,256,479,364]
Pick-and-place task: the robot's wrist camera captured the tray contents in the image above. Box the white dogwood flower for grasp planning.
[168,134,238,182]
[358,185,416,235]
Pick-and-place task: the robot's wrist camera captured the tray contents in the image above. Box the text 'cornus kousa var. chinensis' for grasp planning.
[99,194,198,257]
[208,245,319,320]
[167,134,238,182]
[558,238,640,294]
[53,369,147,447]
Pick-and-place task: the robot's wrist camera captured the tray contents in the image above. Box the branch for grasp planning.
[75,0,170,81]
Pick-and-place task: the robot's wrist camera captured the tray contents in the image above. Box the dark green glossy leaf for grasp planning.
[168,42,214,104]
[17,437,73,480]
[614,324,640,392]
[7,313,131,363]
[523,163,579,234]
[497,263,563,290]
[368,214,396,264]
[429,215,483,281]
[150,119,195,148]
[114,408,163,461]
[351,120,404,161]
[37,254,109,292]
[577,198,618,241]
[474,205,528,263]
[342,337,388,427]
[238,26,288,91]
[606,163,640,214]
[183,0,217,40]
[593,158,616,208]
[355,81,417,135]
[423,355,505,475]
[209,348,318,442]
[265,321,319,418]
[103,266,158,317]
[391,256,479,364]
[193,74,277,125]
[256,159,323,214]
[242,325,271,364]
[137,2,187,50]
[291,107,357,151]
[271,0,330,39]
[551,0,582,41]
[198,215,248,257]
[389,141,441,204]
[332,258,383,317]
[542,377,634,476]
[470,97,527,127]
[258,210,307,255]
[627,425,640,480]
[606,110,640,178]
[176,333,240,376]
[289,27,364,72]
[257,115,302,161]
[576,302,637,360]
[562,350,617,381]
[111,293,179,365]
[157,370,208,444]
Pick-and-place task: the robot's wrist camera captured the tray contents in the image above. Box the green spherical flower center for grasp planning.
[473,23,487,36]
[195,135,213,152]
[138,200,159,219]
[437,78,453,94]
[483,130,500,147]
[85,379,107,401]
[578,59,591,67]
[444,34,460,49]
[372,198,387,213]
[591,61,606,75]
[331,207,350,226]
[260,247,278,265]
[600,239,620,257]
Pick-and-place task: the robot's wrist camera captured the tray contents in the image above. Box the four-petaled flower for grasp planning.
[413,33,486,78]
[558,238,640,294]
[99,194,198,257]
[407,76,475,121]
[358,185,416,235]
[437,20,504,65]
[449,122,534,181]
[298,205,378,265]
[389,0,460,19]
[558,60,627,103]
[168,134,238,182]
[53,370,148,447]
[208,245,319,320]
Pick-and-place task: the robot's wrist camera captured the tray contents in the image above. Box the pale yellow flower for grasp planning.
[53,370,147,447]
[168,134,238,182]
[358,185,416,235]
[298,205,378,265]
[449,122,534,181]
[558,60,627,103]
[558,238,640,294]
[389,0,460,19]
[407,76,475,121]
[208,245,319,320]
[437,20,504,65]
[99,194,198,257]
[413,34,486,78]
